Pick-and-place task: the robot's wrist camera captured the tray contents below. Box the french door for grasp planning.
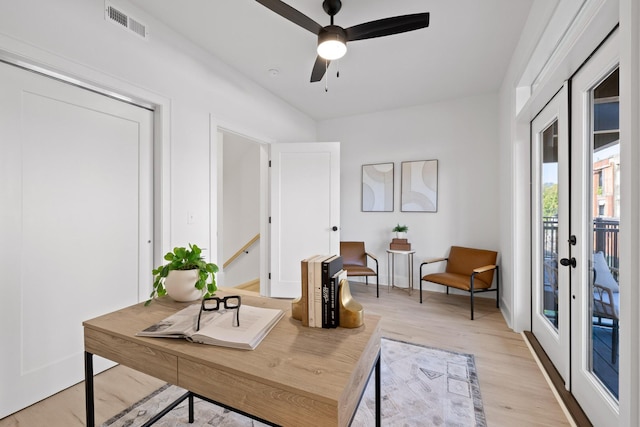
[570,31,619,425]
[531,83,570,382]
[532,31,620,425]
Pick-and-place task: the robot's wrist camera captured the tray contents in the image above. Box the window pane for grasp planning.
[541,120,559,328]
[590,68,619,400]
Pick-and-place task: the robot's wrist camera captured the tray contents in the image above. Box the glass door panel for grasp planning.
[541,120,559,328]
[589,68,619,399]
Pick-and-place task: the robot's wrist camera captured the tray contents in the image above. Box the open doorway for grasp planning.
[218,130,264,293]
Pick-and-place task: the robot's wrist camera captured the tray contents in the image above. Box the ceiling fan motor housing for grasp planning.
[317,25,347,60]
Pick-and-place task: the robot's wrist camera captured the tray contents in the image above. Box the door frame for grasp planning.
[214,127,269,294]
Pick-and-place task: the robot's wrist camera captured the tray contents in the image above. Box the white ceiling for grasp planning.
[126,0,534,120]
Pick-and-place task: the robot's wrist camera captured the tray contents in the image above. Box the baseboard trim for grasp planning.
[522,331,592,427]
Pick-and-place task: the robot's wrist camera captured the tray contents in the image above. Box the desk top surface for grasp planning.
[83,290,381,406]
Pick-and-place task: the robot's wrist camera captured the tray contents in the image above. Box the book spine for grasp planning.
[307,256,317,327]
[300,259,309,327]
[314,257,324,327]
[329,272,337,328]
[321,259,331,328]
[321,256,343,328]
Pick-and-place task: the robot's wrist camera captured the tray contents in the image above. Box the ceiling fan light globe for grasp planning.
[317,39,347,60]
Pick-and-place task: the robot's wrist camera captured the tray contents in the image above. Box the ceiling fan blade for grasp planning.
[310,56,330,82]
[256,0,323,35]
[345,13,430,42]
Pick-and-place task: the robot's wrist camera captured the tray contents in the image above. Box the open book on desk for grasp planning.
[137,303,284,350]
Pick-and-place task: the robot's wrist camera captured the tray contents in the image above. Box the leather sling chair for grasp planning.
[420,246,499,319]
[340,241,379,298]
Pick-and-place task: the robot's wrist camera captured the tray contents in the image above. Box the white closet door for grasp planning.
[0,61,153,418]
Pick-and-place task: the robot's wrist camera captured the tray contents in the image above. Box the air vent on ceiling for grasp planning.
[105,2,148,39]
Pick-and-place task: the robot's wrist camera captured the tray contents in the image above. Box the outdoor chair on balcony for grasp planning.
[543,257,559,327]
[340,241,379,298]
[420,246,499,320]
[593,251,619,364]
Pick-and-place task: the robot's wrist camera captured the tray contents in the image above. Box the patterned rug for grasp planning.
[102,338,486,427]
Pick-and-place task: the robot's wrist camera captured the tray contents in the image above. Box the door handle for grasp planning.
[332,226,338,231]
[560,257,576,268]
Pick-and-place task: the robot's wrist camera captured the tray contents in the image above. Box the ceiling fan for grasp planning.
[256,0,430,83]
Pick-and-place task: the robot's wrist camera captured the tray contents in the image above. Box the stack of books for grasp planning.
[299,255,346,328]
[390,238,411,250]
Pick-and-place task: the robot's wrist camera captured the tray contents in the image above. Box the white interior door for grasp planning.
[531,83,571,384]
[570,31,619,426]
[269,142,340,298]
[0,61,153,417]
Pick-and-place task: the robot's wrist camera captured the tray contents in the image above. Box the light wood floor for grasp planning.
[0,283,571,427]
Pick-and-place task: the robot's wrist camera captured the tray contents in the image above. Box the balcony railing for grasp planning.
[543,216,619,278]
[594,217,619,278]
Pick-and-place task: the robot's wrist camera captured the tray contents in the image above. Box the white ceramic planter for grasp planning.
[395,231,407,239]
[164,269,203,302]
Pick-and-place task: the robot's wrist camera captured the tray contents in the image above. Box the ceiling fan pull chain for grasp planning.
[325,59,329,92]
[337,60,340,78]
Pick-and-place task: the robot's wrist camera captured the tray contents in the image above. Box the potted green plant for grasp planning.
[392,223,409,239]
[146,243,219,305]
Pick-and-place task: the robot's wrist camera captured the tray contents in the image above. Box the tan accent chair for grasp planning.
[420,246,499,319]
[340,241,379,298]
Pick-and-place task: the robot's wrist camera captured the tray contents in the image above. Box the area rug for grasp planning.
[102,338,486,427]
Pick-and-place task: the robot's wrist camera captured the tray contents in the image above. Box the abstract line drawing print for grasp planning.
[401,160,438,212]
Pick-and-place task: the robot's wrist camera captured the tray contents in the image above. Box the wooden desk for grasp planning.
[83,292,381,426]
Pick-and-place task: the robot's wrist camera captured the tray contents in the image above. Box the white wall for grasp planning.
[496,0,559,331]
[0,0,317,275]
[318,94,501,293]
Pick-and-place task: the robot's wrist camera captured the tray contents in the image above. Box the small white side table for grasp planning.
[386,249,415,295]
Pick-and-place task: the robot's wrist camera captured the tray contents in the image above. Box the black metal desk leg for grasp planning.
[375,354,381,426]
[85,351,95,427]
[189,392,194,423]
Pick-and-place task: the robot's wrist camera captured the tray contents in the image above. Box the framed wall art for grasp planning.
[362,163,394,212]
[401,159,438,212]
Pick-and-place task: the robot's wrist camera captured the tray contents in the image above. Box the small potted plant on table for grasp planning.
[392,224,408,239]
[146,243,219,305]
